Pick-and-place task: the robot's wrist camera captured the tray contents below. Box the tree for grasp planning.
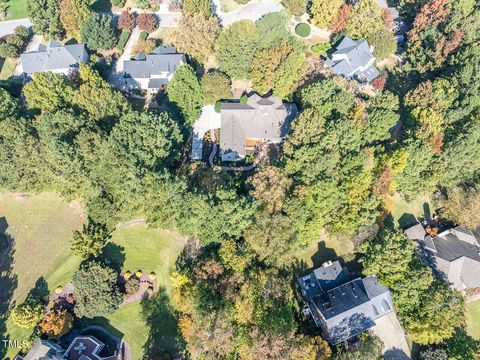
[39,310,74,338]
[281,0,307,16]
[60,0,91,36]
[137,13,158,32]
[118,11,136,30]
[309,0,344,29]
[23,72,73,111]
[73,64,129,120]
[11,300,44,328]
[420,348,448,360]
[445,329,480,360]
[132,39,156,55]
[335,333,383,360]
[166,64,204,125]
[201,71,232,104]
[370,28,397,60]
[182,0,212,17]
[72,261,122,318]
[0,88,20,118]
[331,4,352,33]
[171,13,219,63]
[437,185,480,230]
[80,14,117,50]
[27,0,64,39]
[250,42,305,97]
[248,166,292,213]
[243,212,300,268]
[345,0,384,41]
[70,219,111,260]
[0,26,31,58]
[107,111,183,171]
[216,20,259,79]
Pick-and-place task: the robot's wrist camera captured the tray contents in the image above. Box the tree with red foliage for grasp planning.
[118,11,136,30]
[409,0,450,43]
[442,30,463,57]
[330,4,351,33]
[372,76,386,91]
[137,13,158,32]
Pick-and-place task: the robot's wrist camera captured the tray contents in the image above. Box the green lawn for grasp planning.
[0,192,186,360]
[5,0,28,20]
[386,192,433,230]
[0,58,18,80]
[466,300,480,339]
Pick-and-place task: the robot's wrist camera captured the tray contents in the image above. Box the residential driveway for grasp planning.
[0,18,32,38]
[371,312,411,360]
[191,105,221,160]
[212,0,284,26]
[116,26,141,72]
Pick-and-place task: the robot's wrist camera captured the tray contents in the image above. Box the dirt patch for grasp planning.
[231,79,252,98]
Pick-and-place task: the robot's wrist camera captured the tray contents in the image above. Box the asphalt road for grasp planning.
[0,18,32,38]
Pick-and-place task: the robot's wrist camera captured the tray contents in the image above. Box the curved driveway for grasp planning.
[212,0,284,26]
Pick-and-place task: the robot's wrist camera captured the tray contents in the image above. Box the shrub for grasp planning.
[311,42,331,56]
[214,101,221,113]
[149,271,157,280]
[124,270,132,280]
[117,29,131,50]
[39,310,74,339]
[235,0,249,3]
[125,276,140,295]
[137,13,158,32]
[295,23,311,37]
[282,0,307,16]
[11,300,45,329]
[54,286,63,294]
[136,270,143,278]
[112,0,126,7]
[118,11,136,30]
[139,31,149,40]
[240,94,248,104]
[132,39,156,55]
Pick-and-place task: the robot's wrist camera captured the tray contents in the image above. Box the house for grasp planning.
[405,224,480,291]
[298,260,393,344]
[15,335,117,360]
[20,41,88,77]
[118,45,185,91]
[325,36,380,83]
[219,94,297,162]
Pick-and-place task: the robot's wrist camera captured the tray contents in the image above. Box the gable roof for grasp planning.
[122,45,184,80]
[219,94,297,159]
[20,41,88,74]
[299,261,393,344]
[21,340,64,360]
[405,224,480,289]
[325,36,379,82]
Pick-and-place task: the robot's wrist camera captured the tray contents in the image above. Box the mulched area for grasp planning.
[121,273,158,305]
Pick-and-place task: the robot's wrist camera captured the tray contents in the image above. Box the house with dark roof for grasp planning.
[117,45,185,91]
[325,36,380,83]
[20,41,88,77]
[219,94,297,162]
[405,224,480,291]
[298,261,393,344]
[15,335,118,360]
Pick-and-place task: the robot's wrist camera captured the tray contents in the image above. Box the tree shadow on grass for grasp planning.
[141,287,185,359]
[26,277,49,303]
[0,216,18,359]
[97,243,126,273]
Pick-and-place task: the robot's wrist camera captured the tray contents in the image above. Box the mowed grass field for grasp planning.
[466,300,480,339]
[5,0,28,20]
[0,192,186,360]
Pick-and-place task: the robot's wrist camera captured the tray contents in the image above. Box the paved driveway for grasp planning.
[116,26,140,72]
[0,19,32,38]
[191,105,221,160]
[371,312,411,359]
[212,0,284,26]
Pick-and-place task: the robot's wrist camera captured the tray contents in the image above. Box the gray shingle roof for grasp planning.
[299,261,393,344]
[219,94,297,160]
[326,36,380,82]
[23,340,64,360]
[122,45,184,80]
[20,41,88,75]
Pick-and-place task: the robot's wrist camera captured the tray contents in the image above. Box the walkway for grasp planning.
[211,0,284,26]
[115,26,141,72]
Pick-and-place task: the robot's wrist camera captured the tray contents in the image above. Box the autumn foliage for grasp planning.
[118,11,136,30]
[137,13,158,32]
[330,4,351,33]
[39,310,74,339]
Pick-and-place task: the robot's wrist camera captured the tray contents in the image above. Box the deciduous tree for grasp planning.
[118,11,136,30]
[137,13,158,32]
[309,0,344,29]
[182,0,212,17]
[60,0,91,36]
[27,0,64,39]
[23,72,73,111]
[437,185,480,230]
[39,310,74,338]
[11,300,44,329]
